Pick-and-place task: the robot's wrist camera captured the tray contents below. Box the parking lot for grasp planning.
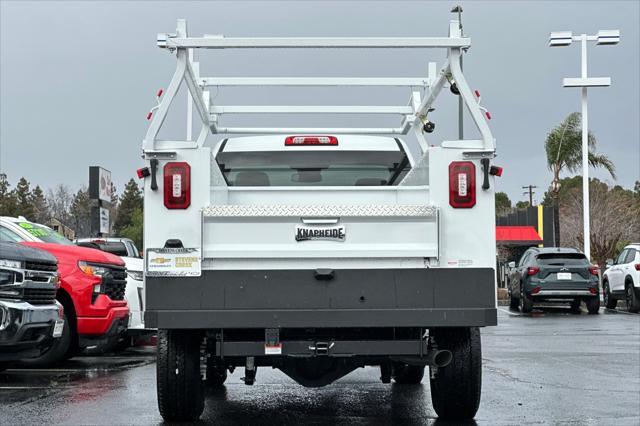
[1,307,638,425]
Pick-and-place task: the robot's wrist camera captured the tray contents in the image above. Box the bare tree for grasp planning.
[46,184,73,225]
[561,179,640,267]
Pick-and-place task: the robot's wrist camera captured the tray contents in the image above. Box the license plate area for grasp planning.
[52,320,64,338]
[557,272,572,280]
[147,248,202,277]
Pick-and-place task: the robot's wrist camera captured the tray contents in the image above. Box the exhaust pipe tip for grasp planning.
[432,350,453,368]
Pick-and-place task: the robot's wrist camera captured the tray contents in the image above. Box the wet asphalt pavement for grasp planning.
[1,307,639,425]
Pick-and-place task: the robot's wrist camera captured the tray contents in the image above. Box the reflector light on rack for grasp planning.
[137,167,151,179]
[285,136,338,146]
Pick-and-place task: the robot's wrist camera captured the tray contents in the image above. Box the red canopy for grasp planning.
[496,226,542,245]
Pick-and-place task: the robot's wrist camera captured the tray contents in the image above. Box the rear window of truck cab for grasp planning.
[535,253,588,266]
[216,150,411,186]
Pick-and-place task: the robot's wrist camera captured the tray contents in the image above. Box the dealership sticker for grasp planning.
[147,248,201,277]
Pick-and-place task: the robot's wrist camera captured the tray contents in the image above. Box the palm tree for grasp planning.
[544,112,616,246]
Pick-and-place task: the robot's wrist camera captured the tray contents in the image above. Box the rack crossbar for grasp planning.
[209,105,414,115]
[215,127,405,135]
[201,77,429,87]
[159,36,471,49]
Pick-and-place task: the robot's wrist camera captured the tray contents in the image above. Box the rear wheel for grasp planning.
[429,327,482,421]
[585,297,600,314]
[391,363,424,384]
[157,330,204,421]
[626,283,640,313]
[603,281,617,309]
[520,287,533,313]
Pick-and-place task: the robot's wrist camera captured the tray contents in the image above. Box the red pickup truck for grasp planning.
[0,217,130,365]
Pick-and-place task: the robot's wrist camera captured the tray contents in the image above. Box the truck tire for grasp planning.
[585,297,600,314]
[603,281,617,309]
[157,330,204,421]
[519,287,533,313]
[18,310,72,367]
[626,282,640,313]
[429,327,481,421]
[392,363,425,384]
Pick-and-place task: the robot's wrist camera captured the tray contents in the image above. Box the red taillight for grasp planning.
[285,135,338,146]
[588,265,599,276]
[449,161,476,208]
[531,286,541,295]
[527,266,540,276]
[164,162,191,209]
[589,287,597,295]
[635,264,640,271]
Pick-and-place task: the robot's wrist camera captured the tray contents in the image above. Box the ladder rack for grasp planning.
[143,19,495,157]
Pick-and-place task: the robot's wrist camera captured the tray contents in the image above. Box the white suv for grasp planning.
[602,243,640,312]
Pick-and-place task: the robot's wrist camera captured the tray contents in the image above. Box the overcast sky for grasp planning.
[1,0,638,203]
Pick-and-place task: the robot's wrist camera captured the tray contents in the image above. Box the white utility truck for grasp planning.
[142,18,499,421]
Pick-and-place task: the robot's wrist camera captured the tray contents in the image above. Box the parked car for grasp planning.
[508,247,600,314]
[75,237,153,339]
[0,217,129,365]
[602,243,640,313]
[0,242,64,370]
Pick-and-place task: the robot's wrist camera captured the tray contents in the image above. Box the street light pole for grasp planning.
[548,29,620,260]
[579,34,590,260]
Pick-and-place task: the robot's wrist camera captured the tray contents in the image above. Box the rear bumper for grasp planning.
[145,267,497,328]
[532,290,595,297]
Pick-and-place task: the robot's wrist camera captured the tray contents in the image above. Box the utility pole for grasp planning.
[522,185,537,206]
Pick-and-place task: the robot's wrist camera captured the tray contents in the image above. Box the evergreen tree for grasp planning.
[119,207,144,250]
[114,179,143,235]
[70,187,92,237]
[0,173,18,216]
[30,185,50,223]
[14,177,35,220]
[495,192,512,215]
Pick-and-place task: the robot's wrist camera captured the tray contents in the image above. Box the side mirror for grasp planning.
[606,259,613,267]
[508,261,516,269]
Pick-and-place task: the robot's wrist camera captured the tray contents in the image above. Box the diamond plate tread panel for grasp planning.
[202,204,438,217]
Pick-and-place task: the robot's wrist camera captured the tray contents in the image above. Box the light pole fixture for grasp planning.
[548,29,620,261]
